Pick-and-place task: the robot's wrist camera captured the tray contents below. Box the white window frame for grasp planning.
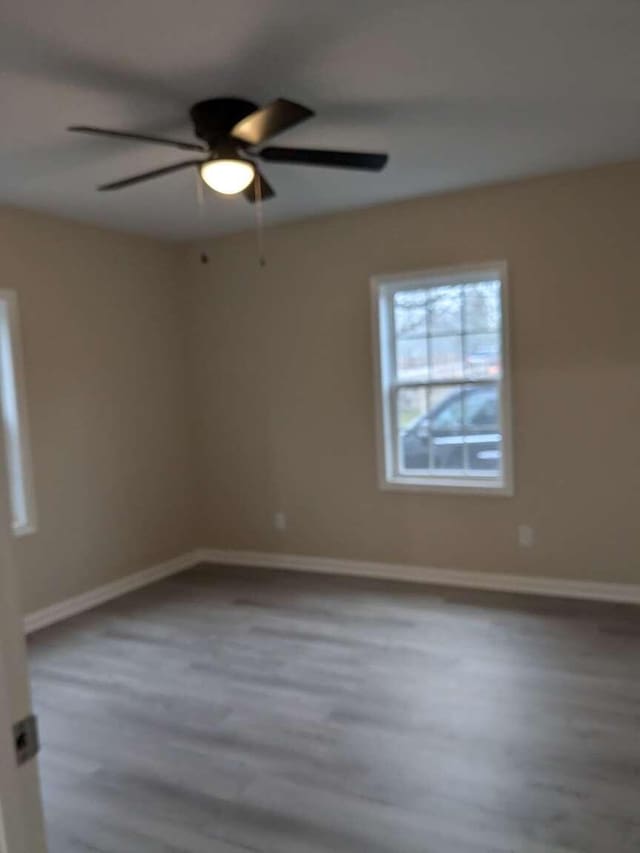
[0,290,37,535]
[371,262,514,496]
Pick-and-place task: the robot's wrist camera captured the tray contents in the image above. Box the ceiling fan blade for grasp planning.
[69,126,206,152]
[231,99,314,146]
[259,146,388,171]
[243,169,276,204]
[98,159,203,191]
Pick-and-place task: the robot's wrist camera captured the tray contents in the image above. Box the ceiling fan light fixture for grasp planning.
[200,158,255,195]
[70,97,388,199]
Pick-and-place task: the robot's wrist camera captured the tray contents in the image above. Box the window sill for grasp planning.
[380,475,514,497]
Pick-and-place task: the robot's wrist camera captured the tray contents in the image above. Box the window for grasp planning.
[0,291,36,534]
[371,263,513,495]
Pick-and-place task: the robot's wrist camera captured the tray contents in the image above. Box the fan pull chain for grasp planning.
[195,167,206,232]
[195,168,210,264]
[255,177,266,268]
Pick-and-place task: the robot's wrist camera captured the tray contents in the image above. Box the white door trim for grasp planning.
[0,412,47,851]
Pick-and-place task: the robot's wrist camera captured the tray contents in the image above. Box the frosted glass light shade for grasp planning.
[200,159,255,195]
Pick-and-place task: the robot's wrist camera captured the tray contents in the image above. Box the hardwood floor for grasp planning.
[29,564,640,853]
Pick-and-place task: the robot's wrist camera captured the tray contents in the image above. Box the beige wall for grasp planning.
[5,161,640,616]
[185,161,640,584]
[0,207,194,613]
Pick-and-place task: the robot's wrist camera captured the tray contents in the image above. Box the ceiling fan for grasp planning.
[68,97,389,202]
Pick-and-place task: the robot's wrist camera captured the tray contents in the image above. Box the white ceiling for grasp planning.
[2,0,640,240]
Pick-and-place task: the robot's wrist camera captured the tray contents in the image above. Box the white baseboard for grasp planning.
[194,548,640,605]
[24,551,199,634]
[23,547,639,635]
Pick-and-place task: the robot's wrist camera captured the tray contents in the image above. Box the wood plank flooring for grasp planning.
[28,564,640,852]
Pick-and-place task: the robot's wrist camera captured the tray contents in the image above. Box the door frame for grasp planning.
[0,420,47,852]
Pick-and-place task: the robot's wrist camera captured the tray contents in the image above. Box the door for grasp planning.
[0,422,47,852]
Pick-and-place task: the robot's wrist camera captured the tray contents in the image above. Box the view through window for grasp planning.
[0,291,36,533]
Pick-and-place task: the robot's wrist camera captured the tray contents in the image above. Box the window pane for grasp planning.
[395,306,427,338]
[463,384,501,475]
[466,442,501,474]
[464,333,501,380]
[430,385,463,431]
[464,281,501,332]
[429,385,464,472]
[428,285,462,335]
[396,338,428,381]
[397,386,427,430]
[463,384,499,430]
[394,289,427,309]
[398,387,429,471]
[430,335,463,381]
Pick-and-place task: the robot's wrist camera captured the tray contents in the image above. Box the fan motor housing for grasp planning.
[190,98,258,148]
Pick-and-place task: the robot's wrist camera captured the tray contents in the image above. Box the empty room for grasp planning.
[0,2,639,852]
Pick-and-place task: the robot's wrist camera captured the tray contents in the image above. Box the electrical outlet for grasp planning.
[518,524,534,548]
[274,512,287,532]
